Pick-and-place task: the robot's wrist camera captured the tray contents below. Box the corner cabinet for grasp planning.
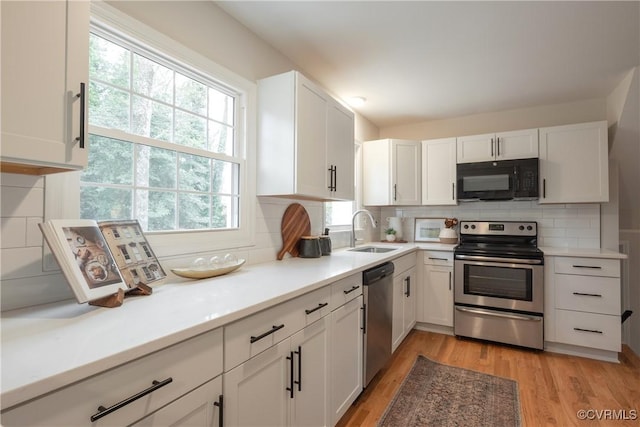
[539,121,609,204]
[257,71,355,201]
[1,0,89,175]
[456,128,538,163]
[363,139,421,206]
[421,138,457,205]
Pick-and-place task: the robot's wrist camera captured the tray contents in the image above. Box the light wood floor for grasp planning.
[337,330,640,427]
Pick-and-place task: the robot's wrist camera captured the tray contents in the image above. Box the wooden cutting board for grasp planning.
[277,203,311,260]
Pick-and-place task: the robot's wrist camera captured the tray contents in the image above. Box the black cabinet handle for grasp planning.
[286,351,294,398]
[496,137,500,156]
[75,82,86,149]
[334,166,337,192]
[573,292,602,297]
[343,285,360,295]
[449,271,452,291]
[90,377,173,422]
[393,184,397,201]
[572,265,602,270]
[543,178,546,198]
[294,346,302,391]
[250,324,284,343]
[305,302,328,315]
[491,138,494,157]
[574,327,603,334]
[429,257,448,261]
[361,304,367,334]
[452,182,455,200]
[404,276,411,297]
[328,166,334,191]
[213,395,224,427]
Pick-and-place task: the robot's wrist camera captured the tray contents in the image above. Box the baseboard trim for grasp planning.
[544,342,620,363]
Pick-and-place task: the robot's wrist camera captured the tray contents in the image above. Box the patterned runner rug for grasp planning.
[378,355,521,427]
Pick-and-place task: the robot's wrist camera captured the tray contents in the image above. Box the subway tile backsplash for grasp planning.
[382,201,601,248]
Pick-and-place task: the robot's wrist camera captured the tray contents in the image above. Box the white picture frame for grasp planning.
[414,217,446,242]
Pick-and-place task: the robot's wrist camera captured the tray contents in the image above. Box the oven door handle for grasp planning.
[454,254,543,265]
[455,306,542,322]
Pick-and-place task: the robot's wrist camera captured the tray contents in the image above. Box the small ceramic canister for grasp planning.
[298,236,322,258]
[319,235,332,255]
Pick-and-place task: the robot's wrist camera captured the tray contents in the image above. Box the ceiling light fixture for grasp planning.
[348,96,366,108]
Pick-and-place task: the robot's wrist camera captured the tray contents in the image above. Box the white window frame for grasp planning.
[44,2,256,265]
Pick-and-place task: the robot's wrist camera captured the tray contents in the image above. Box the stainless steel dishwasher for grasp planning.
[362,261,395,387]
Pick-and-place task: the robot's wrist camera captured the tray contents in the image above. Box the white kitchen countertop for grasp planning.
[1,240,625,410]
[539,246,627,259]
[1,243,431,410]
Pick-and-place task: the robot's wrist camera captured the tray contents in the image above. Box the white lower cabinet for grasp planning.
[419,251,454,327]
[223,316,330,427]
[546,256,622,354]
[330,295,363,425]
[392,253,417,352]
[133,377,222,427]
[0,329,223,426]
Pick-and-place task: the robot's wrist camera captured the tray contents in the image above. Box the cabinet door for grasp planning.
[1,0,88,173]
[224,340,291,426]
[295,76,328,198]
[392,268,417,352]
[133,377,222,427]
[362,139,392,205]
[290,317,331,427]
[495,128,538,160]
[422,265,454,326]
[326,100,355,201]
[330,296,363,425]
[391,140,421,205]
[539,121,608,203]
[422,138,457,205]
[456,133,494,163]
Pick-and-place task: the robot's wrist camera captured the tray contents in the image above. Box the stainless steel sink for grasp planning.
[348,246,398,253]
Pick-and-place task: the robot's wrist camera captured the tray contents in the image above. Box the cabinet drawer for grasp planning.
[330,273,363,310]
[393,252,417,276]
[1,328,223,427]
[554,257,620,277]
[423,250,453,266]
[555,310,620,351]
[555,274,620,315]
[224,286,331,371]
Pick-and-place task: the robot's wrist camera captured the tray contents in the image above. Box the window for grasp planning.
[324,142,362,228]
[82,30,241,232]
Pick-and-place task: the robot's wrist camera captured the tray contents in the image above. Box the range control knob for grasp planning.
[470,224,476,230]
[519,225,525,231]
[463,224,469,229]
[527,225,533,231]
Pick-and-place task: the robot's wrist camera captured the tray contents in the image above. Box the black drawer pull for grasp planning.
[250,324,285,343]
[90,377,173,422]
[305,302,329,315]
[343,285,360,295]
[572,265,602,269]
[75,82,86,149]
[429,257,448,261]
[574,327,603,334]
[573,292,602,297]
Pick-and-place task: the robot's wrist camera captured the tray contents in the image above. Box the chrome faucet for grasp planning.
[351,209,377,247]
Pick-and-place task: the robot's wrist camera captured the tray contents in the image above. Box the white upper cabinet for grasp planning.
[363,139,421,206]
[456,128,538,163]
[257,71,355,201]
[1,0,89,175]
[421,138,457,205]
[539,121,609,204]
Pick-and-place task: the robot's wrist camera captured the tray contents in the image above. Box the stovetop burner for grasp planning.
[454,220,543,260]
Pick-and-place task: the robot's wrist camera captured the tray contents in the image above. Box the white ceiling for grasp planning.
[216,1,639,128]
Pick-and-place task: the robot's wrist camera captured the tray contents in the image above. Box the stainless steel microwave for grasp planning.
[456,158,539,201]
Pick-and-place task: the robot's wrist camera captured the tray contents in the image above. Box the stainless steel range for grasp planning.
[453,221,544,350]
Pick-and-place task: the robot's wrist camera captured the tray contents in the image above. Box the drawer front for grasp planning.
[423,250,453,266]
[393,252,417,276]
[330,273,363,310]
[224,286,330,371]
[554,257,620,277]
[555,274,620,315]
[1,328,223,427]
[555,310,621,351]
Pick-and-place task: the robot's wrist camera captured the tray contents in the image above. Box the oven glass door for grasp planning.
[454,259,543,313]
